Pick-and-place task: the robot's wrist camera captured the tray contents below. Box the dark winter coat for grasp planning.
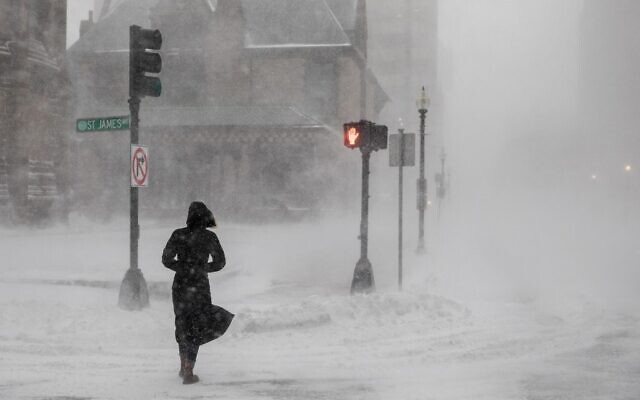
[162,202,226,343]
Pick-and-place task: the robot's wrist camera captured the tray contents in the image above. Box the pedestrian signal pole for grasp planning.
[343,121,388,294]
[119,25,162,310]
[357,147,373,292]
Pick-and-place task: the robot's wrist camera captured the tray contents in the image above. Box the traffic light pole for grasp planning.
[351,148,375,294]
[118,25,156,310]
[130,97,140,271]
[118,95,149,310]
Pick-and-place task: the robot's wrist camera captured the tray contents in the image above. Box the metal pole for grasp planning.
[129,97,140,270]
[118,25,148,310]
[398,129,405,290]
[437,149,445,221]
[351,148,375,294]
[129,25,140,272]
[417,107,427,254]
[360,149,369,260]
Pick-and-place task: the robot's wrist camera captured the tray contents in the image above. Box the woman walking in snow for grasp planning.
[162,201,229,384]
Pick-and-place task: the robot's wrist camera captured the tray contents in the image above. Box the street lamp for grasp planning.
[416,86,430,254]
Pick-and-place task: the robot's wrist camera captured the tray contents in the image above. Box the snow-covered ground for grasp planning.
[1,217,639,399]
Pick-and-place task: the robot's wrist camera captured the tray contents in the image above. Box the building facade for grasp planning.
[0,0,70,222]
[68,0,388,219]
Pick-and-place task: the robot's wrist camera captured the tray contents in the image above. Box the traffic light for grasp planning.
[343,120,388,151]
[130,25,162,98]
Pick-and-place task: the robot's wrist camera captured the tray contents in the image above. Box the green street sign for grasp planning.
[76,115,130,132]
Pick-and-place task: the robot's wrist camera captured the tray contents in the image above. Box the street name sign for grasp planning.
[131,145,149,187]
[389,133,416,167]
[76,116,130,132]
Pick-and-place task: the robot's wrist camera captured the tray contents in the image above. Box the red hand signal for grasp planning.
[348,127,360,146]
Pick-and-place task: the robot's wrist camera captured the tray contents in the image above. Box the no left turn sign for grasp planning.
[131,145,149,187]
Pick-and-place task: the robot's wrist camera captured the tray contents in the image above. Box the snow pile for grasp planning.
[233,290,470,335]
[240,306,332,333]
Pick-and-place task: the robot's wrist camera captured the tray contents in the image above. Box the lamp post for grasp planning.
[416,87,430,254]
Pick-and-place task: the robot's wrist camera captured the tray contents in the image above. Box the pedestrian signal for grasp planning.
[344,123,362,149]
[343,121,388,151]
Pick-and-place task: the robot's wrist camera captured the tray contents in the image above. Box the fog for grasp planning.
[428,0,638,312]
[12,0,640,329]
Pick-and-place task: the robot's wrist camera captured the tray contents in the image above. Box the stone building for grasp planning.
[68,0,388,218]
[0,0,70,221]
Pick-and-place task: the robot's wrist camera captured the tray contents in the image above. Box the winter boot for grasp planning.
[178,353,187,378]
[182,360,199,385]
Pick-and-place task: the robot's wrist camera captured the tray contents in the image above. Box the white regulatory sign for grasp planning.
[389,133,416,167]
[131,145,149,187]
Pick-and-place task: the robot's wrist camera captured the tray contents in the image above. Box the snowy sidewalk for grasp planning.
[3,278,639,400]
[1,221,639,399]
